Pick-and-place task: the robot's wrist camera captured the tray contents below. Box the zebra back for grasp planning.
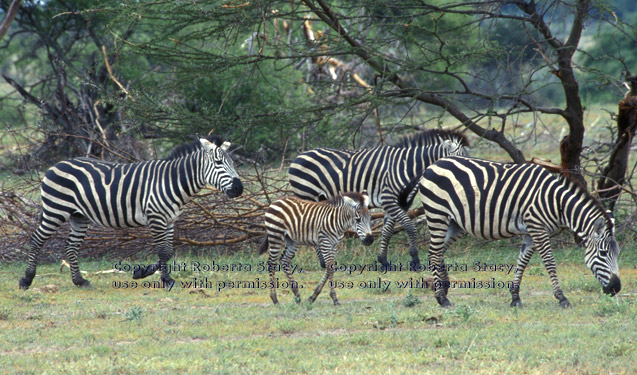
[394,128,470,154]
[289,129,470,208]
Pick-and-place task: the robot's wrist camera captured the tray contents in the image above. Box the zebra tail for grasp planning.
[257,236,269,255]
[398,174,423,208]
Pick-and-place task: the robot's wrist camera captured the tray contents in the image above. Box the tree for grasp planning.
[0,0,20,41]
[3,1,636,202]
[1,0,147,164]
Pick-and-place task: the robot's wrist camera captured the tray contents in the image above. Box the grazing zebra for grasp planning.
[258,192,374,305]
[289,129,470,270]
[417,156,622,308]
[19,135,243,290]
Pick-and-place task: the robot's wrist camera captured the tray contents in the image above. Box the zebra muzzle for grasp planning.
[602,274,621,296]
[361,234,374,246]
[226,177,243,198]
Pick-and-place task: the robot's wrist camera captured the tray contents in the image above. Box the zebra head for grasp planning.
[583,215,621,296]
[343,193,374,246]
[396,129,471,157]
[441,137,470,157]
[199,138,243,198]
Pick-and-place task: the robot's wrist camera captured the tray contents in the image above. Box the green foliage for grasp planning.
[0,307,9,321]
[596,295,631,317]
[124,306,144,322]
[402,292,420,308]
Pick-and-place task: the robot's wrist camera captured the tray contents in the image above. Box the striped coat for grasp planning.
[418,156,621,308]
[259,192,373,305]
[20,135,242,289]
[289,129,469,269]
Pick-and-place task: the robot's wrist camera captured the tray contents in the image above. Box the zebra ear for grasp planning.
[200,138,216,151]
[220,141,231,152]
[592,217,607,238]
[362,194,370,208]
[343,196,357,208]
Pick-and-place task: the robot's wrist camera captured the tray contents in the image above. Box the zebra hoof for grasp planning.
[294,296,301,304]
[436,295,452,308]
[559,299,571,309]
[333,299,340,306]
[75,279,92,289]
[510,299,523,308]
[133,263,159,279]
[307,296,316,304]
[377,256,389,268]
[161,277,175,289]
[18,278,32,290]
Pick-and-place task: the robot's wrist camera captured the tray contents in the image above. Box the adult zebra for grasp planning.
[19,135,243,290]
[417,156,621,308]
[259,192,373,305]
[289,129,470,269]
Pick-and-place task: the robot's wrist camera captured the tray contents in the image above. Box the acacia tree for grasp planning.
[297,0,636,180]
[3,0,635,205]
[111,1,635,164]
[1,0,147,165]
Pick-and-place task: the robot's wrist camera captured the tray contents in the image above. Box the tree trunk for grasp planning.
[597,75,637,211]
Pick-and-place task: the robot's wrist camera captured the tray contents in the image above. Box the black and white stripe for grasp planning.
[417,156,621,308]
[258,192,373,305]
[289,129,470,269]
[19,135,243,289]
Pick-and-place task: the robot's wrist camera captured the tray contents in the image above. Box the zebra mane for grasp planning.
[325,192,367,206]
[558,174,613,229]
[394,129,470,148]
[165,134,225,160]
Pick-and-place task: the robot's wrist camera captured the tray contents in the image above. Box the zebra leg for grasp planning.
[267,237,284,305]
[314,245,326,269]
[326,245,340,306]
[394,211,420,270]
[281,243,301,303]
[309,242,337,305]
[377,214,396,269]
[531,230,570,308]
[158,224,176,286]
[381,202,420,270]
[143,221,176,287]
[64,214,92,288]
[20,213,64,290]
[428,221,463,307]
[510,235,535,308]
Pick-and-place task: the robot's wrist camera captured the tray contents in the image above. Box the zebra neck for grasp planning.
[558,186,599,240]
[333,204,355,230]
[410,146,431,174]
[171,152,206,201]
[399,146,432,180]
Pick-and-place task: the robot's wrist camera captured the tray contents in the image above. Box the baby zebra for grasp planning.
[258,192,374,305]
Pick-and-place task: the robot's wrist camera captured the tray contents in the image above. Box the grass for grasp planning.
[0,238,635,375]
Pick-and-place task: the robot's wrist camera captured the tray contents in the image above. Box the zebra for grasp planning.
[288,129,470,270]
[19,135,243,290]
[417,155,622,308]
[258,192,374,305]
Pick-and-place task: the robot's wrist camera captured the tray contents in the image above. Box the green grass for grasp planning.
[1,239,635,375]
